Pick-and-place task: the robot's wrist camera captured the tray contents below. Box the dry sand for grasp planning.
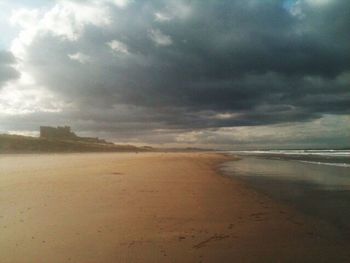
[0,152,349,263]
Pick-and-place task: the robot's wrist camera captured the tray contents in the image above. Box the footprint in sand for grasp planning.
[193,234,230,249]
[250,212,268,221]
[250,212,267,217]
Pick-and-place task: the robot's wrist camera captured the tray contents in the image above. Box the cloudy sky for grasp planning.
[0,0,349,149]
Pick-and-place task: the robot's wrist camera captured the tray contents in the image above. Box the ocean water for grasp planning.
[228,149,350,167]
[221,150,350,237]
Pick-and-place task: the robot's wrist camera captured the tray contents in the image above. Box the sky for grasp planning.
[0,0,349,149]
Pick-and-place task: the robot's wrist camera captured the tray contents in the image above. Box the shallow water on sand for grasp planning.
[222,156,350,237]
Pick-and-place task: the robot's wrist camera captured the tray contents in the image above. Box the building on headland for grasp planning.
[39,126,110,144]
[40,126,77,140]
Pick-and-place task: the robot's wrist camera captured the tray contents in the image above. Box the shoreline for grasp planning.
[220,154,350,240]
[1,152,349,262]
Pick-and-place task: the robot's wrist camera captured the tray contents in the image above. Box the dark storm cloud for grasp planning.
[0,50,19,87]
[21,0,350,133]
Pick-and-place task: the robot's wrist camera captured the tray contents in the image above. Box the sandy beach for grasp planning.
[0,152,349,263]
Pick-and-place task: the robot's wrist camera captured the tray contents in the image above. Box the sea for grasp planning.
[221,149,350,237]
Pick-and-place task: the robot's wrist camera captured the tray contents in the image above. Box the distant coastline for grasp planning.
[0,126,211,154]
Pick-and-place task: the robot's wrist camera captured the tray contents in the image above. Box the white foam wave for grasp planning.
[227,150,350,158]
[299,161,350,168]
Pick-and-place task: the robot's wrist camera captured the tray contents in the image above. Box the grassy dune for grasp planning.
[0,134,150,153]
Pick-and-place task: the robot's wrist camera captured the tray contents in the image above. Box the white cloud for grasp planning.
[172,114,350,149]
[10,1,111,59]
[107,0,131,8]
[4,130,39,137]
[306,0,333,6]
[154,12,172,22]
[5,0,112,117]
[168,1,192,19]
[211,112,242,120]
[10,8,40,58]
[107,40,129,54]
[288,0,305,18]
[68,52,91,64]
[153,1,191,23]
[40,1,111,41]
[10,8,39,28]
[176,131,203,143]
[0,73,65,115]
[88,0,131,9]
[288,0,333,18]
[149,29,172,46]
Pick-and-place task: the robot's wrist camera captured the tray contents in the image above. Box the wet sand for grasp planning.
[0,152,349,262]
